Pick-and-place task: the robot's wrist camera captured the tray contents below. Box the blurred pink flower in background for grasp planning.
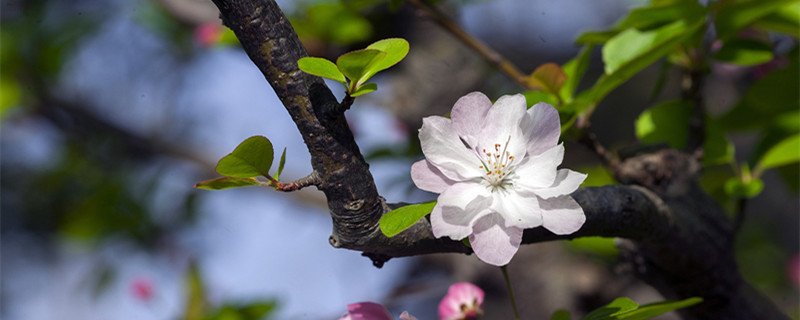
[130,276,154,302]
[339,302,417,320]
[788,254,800,289]
[439,282,484,320]
[194,23,223,47]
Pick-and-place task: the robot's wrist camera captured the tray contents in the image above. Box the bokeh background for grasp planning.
[1,0,797,319]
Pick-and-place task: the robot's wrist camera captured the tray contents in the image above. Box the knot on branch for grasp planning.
[617,149,700,196]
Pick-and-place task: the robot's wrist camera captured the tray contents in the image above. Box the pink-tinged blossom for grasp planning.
[130,276,154,301]
[194,23,223,47]
[339,302,418,320]
[411,92,587,266]
[439,282,484,320]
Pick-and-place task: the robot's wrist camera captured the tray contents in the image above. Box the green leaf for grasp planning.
[758,133,800,170]
[298,57,347,85]
[720,57,799,130]
[614,297,702,320]
[524,90,560,107]
[336,49,386,90]
[592,19,703,103]
[575,30,618,45]
[635,100,733,165]
[350,82,378,97]
[215,136,274,178]
[752,2,800,36]
[551,310,571,320]
[275,147,287,180]
[364,38,409,78]
[569,236,620,257]
[703,118,735,166]
[379,201,436,237]
[715,0,798,40]
[617,1,706,30]
[724,177,765,198]
[559,45,593,102]
[527,63,568,96]
[194,177,260,190]
[713,39,774,66]
[584,297,639,320]
[583,297,702,320]
[635,100,692,149]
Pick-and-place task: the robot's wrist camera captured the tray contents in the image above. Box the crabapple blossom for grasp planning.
[339,302,418,320]
[439,282,485,320]
[411,92,587,266]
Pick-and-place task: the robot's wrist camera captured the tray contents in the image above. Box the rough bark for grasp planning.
[209,1,788,319]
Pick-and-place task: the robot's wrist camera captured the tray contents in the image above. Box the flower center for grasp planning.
[478,135,517,191]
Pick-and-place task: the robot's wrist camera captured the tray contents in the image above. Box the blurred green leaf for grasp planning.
[715,0,797,40]
[275,148,287,180]
[724,176,764,198]
[750,111,799,165]
[636,100,692,149]
[298,57,347,85]
[185,263,206,320]
[527,63,568,96]
[350,82,378,97]
[336,49,386,90]
[618,1,706,30]
[720,58,800,130]
[614,297,703,320]
[551,310,572,320]
[703,119,735,166]
[576,30,618,45]
[379,201,436,237]
[583,297,702,320]
[592,19,703,103]
[524,90,560,107]
[752,2,800,36]
[364,38,410,78]
[635,100,733,165]
[194,177,260,190]
[216,136,274,178]
[569,236,620,257]
[713,39,774,66]
[757,133,800,171]
[579,165,618,187]
[0,76,21,118]
[584,297,639,320]
[560,45,593,102]
[292,2,373,45]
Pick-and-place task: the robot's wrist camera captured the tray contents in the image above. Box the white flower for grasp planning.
[411,92,587,266]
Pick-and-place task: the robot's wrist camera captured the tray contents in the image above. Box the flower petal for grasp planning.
[432,183,492,239]
[430,205,472,239]
[522,102,561,156]
[476,94,527,159]
[540,195,585,235]
[533,169,587,199]
[439,282,485,320]
[410,160,456,193]
[399,311,419,320]
[468,213,523,266]
[493,191,543,229]
[419,116,483,181]
[514,143,564,190]
[340,302,393,320]
[451,91,492,147]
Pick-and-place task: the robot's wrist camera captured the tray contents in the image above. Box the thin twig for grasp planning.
[579,130,620,173]
[407,0,532,90]
[278,171,321,192]
[501,266,521,320]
